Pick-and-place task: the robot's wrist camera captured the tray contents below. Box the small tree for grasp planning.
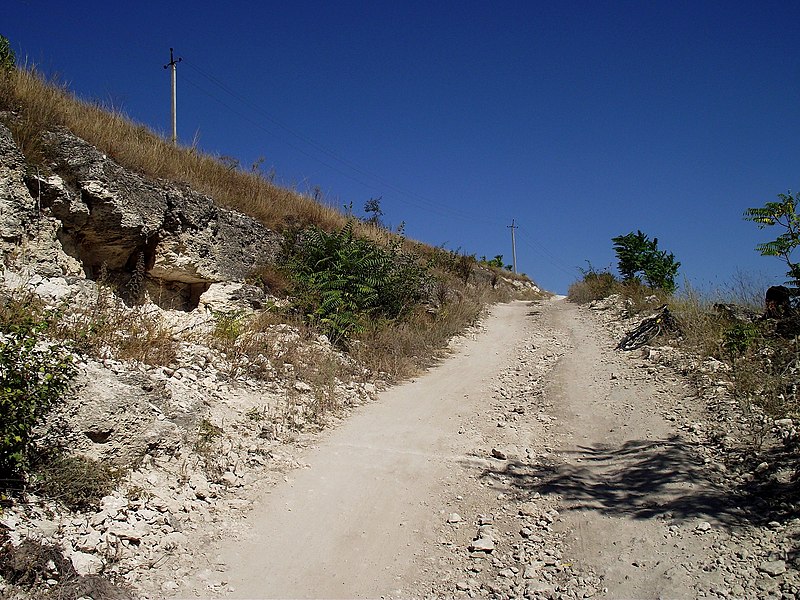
[745,191,800,287]
[611,230,680,293]
[484,255,504,269]
[364,197,384,228]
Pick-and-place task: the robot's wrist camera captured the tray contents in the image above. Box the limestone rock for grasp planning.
[69,550,104,576]
[34,361,182,466]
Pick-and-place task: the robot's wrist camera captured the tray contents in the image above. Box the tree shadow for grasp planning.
[473,435,800,528]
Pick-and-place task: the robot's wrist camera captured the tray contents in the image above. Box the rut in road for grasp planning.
[542,301,724,599]
[183,298,726,599]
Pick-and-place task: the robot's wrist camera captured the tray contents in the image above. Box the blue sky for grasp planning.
[5,1,800,294]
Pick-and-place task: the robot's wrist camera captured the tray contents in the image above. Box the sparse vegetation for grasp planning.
[31,453,120,511]
[52,282,177,366]
[567,264,619,304]
[194,418,223,457]
[570,210,800,422]
[0,282,178,481]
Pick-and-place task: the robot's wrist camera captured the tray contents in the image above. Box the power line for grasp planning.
[178,58,584,281]
[515,226,581,278]
[181,59,507,226]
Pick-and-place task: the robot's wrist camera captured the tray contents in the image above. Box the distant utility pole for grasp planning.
[508,219,518,274]
[164,48,182,145]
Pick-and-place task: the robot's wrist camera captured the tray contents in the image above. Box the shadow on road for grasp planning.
[474,435,800,528]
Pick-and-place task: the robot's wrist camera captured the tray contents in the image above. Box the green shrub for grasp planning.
[612,230,680,293]
[0,328,75,473]
[0,35,14,74]
[722,321,762,360]
[212,310,247,341]
[286,222,428,345]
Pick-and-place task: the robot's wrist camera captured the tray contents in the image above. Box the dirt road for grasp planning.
[183,298,748,599]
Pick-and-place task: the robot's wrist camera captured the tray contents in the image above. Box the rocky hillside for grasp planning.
[0,108,540,598]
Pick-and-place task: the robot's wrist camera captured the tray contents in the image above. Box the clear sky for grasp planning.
[5,1,800,294]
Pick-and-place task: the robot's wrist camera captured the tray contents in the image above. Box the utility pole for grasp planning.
[508,219,518,274]
[164,48,182,145]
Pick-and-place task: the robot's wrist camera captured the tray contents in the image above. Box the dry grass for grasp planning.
[666,283,800,419]
[567,270,618,304]
[31,453,120,511]
[668,285,728,357]
[54,284,177,366]
[0,67,349,234]
[0,282,176,367]
[351,279,500,380]
[568,271,668,314]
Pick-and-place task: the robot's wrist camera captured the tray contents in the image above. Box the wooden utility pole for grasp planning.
[508,219,518,274]
[164,48,182,145]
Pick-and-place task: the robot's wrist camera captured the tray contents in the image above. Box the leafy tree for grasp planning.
[744,191,800,287]
[611,230,680,293]
[0,35,14,73]
[364,197,384,228]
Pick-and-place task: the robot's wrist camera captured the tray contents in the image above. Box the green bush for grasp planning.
[286,222,428,345]
[0,328,75,473]
[0,35,14,74]
[212,310,247,341]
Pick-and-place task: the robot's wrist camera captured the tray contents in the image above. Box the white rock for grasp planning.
[523,561,544,579]
[469,537,495,552]
[221,471,239,486]
[100,495,129,514]
[69,551,103,576]
[189,473,210,499]
[109,522,149,542]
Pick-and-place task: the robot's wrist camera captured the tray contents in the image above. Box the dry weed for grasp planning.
[0,67,406,246]
[567,271,618,304]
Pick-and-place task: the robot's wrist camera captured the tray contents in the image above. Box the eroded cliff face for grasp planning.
[0,121,281,310]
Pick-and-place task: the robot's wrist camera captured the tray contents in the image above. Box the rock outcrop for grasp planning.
[1,122,282,311]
